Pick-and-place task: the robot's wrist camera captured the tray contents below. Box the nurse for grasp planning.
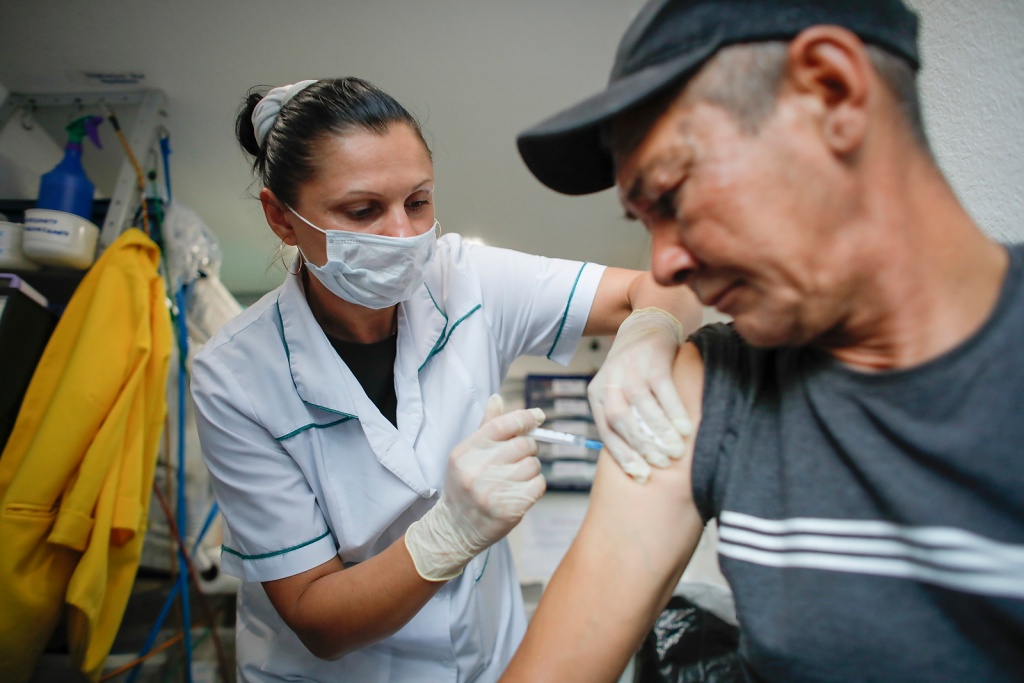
[191,77,702,682]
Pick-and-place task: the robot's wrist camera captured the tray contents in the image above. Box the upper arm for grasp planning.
[502,341,707,682]
[582,340,706,579]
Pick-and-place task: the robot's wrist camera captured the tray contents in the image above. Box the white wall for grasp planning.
[0,82,64,202]
[911,0,1024,244]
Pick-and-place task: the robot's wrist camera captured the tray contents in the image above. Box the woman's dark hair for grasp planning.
[235,77,431,206]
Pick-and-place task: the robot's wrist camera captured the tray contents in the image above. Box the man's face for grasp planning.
[615,93,856,348]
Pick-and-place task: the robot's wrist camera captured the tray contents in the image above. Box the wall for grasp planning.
[911,0,1024,244]
[0,81,64,202]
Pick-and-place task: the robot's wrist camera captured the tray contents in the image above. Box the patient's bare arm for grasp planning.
[501,342,707,683]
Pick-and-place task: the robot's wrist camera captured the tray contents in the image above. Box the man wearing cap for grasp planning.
[503,0,1024,681]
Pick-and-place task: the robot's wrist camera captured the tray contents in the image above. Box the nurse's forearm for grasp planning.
[584,268,702,336]
[262,537,444,660]
[626,270,703,333]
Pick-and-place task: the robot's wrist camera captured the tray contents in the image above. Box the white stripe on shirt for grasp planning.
[718,510,1024,599]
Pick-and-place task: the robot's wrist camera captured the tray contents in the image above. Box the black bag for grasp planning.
[633,594,744,683]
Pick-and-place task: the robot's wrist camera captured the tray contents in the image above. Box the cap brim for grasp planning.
[517,43,719,196]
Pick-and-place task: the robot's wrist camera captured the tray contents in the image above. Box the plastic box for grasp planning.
[0,221,40,270]
[22,208,99,270]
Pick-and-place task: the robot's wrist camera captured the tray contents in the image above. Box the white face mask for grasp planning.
[287,205,438,310]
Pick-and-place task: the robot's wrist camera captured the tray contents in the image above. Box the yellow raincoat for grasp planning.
[0,228,172,682]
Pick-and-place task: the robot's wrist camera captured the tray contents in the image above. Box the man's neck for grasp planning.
[825,154,1009,371]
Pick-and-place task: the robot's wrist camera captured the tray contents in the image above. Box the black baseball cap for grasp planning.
[517,0,919,195]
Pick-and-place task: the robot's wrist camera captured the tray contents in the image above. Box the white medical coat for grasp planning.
[191,235,605,682]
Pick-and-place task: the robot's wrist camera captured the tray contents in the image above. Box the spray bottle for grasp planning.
[36,115,104,220]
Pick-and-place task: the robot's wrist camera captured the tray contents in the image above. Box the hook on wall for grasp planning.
[20,99,37,131]
[68,97,86,122]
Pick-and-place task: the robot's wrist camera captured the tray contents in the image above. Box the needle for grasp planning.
[528,428,604,451]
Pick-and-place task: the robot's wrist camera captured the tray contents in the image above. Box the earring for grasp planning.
[279,242,301,275]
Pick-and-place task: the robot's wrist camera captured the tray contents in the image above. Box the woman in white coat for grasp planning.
[191,77,702,682]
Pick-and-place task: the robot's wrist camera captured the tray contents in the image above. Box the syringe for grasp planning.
[528,428,604,452]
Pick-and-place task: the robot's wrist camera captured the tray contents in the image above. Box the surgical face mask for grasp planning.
[288,206,438,309]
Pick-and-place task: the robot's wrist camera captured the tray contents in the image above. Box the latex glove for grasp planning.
[405,394,546,581]
[588,307,693,483]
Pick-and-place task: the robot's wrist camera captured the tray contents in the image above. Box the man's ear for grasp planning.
[785,25,871,155]
[260,188,297,245]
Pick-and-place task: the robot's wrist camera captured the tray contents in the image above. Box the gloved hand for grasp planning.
[588,307,693,484]
[405,394,547,581]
